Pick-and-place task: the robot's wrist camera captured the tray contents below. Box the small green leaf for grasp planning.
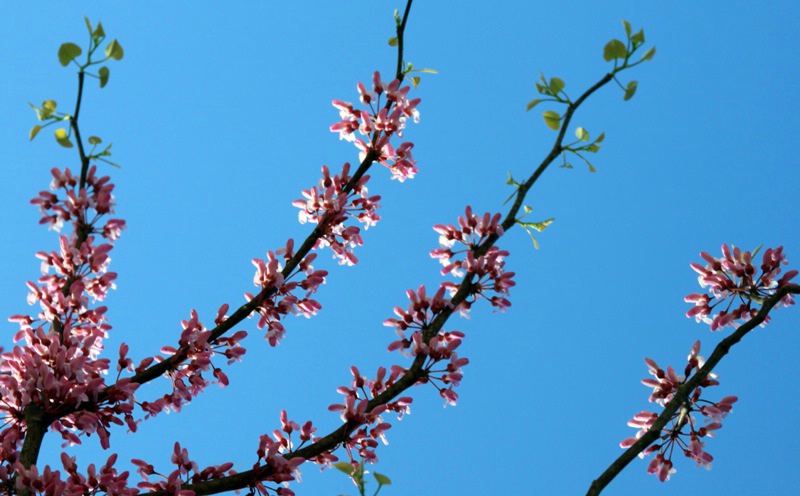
[393,8,400,25]
[506,172,518,186]
[88,136,102,145]
[587,162,597,173]
[41,100,58,119]
[542,110,561,130]
[84,17,93,35]
[603,39,627,61]
[623,80,638,101]
[534,82,547,95]
[575,127,589,141]
[105,39,124,60]
[631,28,645,46]
[373,473,392,485]
[98,66,110,88]
[54,128,73,148]
[526,98,542,111]
[641,46,656,62]
[388,36,398,47]
[595,132,606,143]
[93,21,106,40]
[529,217,555,232]
[549,77,565,95]
[416,68,438,74]
[29,125,42,141]
[411,75,421,89]
[333,462,355,475]
[58,42,82,67]
[622,20,632,36]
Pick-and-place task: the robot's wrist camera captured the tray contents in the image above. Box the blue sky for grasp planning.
[2,1,799,495]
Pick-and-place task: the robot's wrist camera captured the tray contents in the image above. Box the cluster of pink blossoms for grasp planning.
[621,341,737,481]
[1,166,141,493]
[431,206,515,312]
[685,244,796,331]
[293,72,420,268]
[330,71,419,181]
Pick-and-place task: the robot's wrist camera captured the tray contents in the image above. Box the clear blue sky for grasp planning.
[2,2,799,495]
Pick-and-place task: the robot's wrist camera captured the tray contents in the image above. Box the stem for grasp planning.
[586,284,800,496]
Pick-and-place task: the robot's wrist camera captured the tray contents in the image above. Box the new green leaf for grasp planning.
[549,77,565,95]
[603,39,626,61]
[543,110,561,130]
[98,66,110,88]
[575,127,589,141]
[105,39,124,60]
[373,472,392,485]
[624,80,638,101]
[54,128,73,148]
[58,42,82,66]
[526,98,542,111]
[29,125,42,141]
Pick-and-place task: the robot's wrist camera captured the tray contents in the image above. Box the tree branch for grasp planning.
[586,284,800,496]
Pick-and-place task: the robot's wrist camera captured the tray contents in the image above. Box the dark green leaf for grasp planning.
[641,46,656,62]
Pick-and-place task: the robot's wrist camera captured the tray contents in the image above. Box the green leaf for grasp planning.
[575,127,589,141]
[587,162,597,173]
[528,217,555,232]
[388,36,398,47]
[526,98,542,111]
[506,172,518,186]
[84,17,93,35]
[623,80,638,101]
[641,46,656,62]
[595,132,606,143]
[88,136,102,145]
[542,110,561,130]
[603,39,627,61]
[631,28,645,46]
[534,82,546,95]
[416,68,438,74]
[93,21,106,40]
[58,42,82,67]
[54,128,73,148]
[622,20,632,37]
[39,99,58,119]
[549,77,565,95]
[105,39,124,60]
[373,473,392,486]
[410,75,421,89]
[29,125,42,141]
[333,462,355,475]
[98,66,110,88]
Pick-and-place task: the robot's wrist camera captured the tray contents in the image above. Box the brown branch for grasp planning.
[586,284,800,496]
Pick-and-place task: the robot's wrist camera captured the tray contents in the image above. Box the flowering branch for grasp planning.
[587,283,800,496]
